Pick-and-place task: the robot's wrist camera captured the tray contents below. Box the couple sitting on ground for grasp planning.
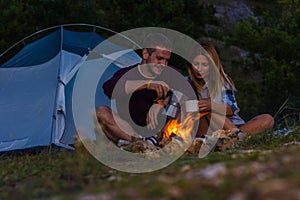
[96,33,274,148]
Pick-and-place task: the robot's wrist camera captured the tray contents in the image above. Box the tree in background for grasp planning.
[226,0,300,125]
[0,0,217,54]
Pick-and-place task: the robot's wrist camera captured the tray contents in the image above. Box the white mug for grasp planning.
[185,100,199,112]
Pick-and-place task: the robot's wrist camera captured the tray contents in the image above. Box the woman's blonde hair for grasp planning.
[200,41,236,90]
[187,41,235,98]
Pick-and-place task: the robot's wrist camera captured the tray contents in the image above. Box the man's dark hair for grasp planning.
[142,33,173,55]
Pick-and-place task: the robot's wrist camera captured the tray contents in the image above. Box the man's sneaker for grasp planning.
[117,139,130,147]
[143,136,159,146]
[117,135,143,147]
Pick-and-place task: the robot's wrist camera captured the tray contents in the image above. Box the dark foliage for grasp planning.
[225,1,300,121]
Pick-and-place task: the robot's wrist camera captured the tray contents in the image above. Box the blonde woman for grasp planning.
[187,41,274,140]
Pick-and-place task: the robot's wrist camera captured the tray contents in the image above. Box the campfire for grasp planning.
[162,113,195,143]
[116,111,210,154]
[159,112,210,145]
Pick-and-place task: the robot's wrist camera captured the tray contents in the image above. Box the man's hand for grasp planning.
[147,81,169,100]
[146,103,162,130]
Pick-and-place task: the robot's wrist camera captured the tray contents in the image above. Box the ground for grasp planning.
[0,130,299,199]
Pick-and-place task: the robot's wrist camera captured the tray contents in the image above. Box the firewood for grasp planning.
[121,139,160,153]
[186,138,204,154]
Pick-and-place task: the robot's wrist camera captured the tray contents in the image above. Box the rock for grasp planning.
[201,0,256,26]
[214,129,239,151]
[121,139,159,153]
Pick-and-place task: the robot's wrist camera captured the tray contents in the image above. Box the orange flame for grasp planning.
[164,113,195,142]
[164,119,180,138]
[163,112,210,142]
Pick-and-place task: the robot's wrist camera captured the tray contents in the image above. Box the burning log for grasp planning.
[157,113,196,147]
[158,112,210,146]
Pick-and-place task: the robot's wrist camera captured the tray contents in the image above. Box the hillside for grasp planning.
[199,0,271,71]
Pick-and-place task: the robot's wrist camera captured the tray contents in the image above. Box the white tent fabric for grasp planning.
[54,50,87,148]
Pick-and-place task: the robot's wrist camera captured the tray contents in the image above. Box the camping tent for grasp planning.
[0,24,141,152]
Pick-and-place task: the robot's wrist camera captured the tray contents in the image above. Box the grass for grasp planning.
[1,123,300,199]
[1,104,299,199]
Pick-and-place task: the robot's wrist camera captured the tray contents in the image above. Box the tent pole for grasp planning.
[49,25,64,154]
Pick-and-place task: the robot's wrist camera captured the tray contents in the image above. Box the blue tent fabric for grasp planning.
[2,30,61,67]
[0,57,59,150]
[2,29,105,67]
[62,30,104,56]
[0,26,141,152]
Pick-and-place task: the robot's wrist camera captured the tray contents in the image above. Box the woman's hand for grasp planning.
[198,98,212,112]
